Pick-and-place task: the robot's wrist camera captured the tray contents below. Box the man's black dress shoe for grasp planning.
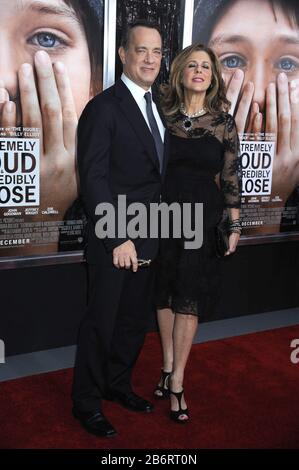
[110,391,154,413]
[72,408,117,437]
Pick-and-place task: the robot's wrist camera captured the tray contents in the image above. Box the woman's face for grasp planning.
[209,0,299,112]
[182,50,212,95]
[0,0,92,117]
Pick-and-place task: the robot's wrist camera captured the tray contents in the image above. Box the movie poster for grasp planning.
[0,0,104,260]
[193,0,299,239]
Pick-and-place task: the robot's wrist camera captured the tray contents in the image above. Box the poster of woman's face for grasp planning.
[193,0,299,237]
[0,0,103,257]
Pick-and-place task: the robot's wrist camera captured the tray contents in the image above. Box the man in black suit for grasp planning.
[72,20,168,437]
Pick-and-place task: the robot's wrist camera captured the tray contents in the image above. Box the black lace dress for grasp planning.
[155,111,241,318]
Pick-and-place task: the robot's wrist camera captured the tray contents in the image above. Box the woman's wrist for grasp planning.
[228,218,242,234]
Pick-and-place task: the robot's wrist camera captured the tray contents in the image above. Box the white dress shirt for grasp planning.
[121,73,165,142]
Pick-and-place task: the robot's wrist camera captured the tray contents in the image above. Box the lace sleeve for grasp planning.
[220,114,242,208]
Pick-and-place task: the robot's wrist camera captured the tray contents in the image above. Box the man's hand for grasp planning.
[113,240,138,272]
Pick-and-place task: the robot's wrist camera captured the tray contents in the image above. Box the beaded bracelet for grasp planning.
[229,218,242,234]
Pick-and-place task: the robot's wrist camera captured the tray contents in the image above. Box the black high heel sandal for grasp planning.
[153,369,171,399]
[169,389,189,424]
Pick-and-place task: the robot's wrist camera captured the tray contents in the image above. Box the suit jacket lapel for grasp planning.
[115,79,160,171]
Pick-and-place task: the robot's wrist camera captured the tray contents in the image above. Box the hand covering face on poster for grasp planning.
[193,0,299,234]
[0,0,103,255]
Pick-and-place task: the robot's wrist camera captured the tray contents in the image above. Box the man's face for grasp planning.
[119,26,162,90]
[0,0,92,119]
[209,0,299,112]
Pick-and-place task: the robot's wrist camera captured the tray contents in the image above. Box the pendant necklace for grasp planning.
[180,103,206,131]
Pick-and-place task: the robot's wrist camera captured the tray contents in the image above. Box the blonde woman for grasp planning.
[155,44,241,423]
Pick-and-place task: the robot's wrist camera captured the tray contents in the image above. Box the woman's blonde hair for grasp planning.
[161,43,230,116]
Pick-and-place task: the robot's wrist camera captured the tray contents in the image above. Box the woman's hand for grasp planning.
[225,232,240,256]
[225,208,241,255]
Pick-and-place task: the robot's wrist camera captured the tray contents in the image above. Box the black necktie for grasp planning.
[144,92,164,173]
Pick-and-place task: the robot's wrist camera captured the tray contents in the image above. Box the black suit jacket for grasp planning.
[77,78,169,264]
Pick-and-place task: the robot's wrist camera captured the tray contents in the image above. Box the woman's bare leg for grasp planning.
[155,308,175,396]
[157,308,175,371]
[170,312,198,420]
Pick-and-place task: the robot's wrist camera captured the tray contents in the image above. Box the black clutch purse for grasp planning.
[215,218,229,258]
